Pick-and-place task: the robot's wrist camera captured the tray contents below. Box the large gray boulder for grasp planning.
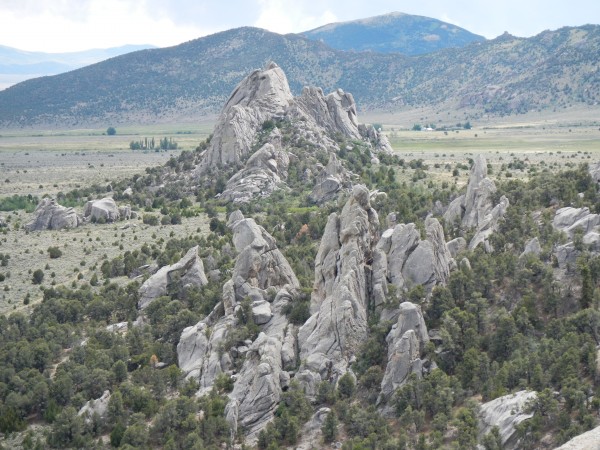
[195,62,293,174]
[375,217,453,295]
[553,206,600,239]
[84,197,120,222]
[78,390,111,424]
[378,302,429,405]
[138,245,208,310]
[478,390,536,450]
[297,185,379,393]
[552,207,600,269]
[309,153,351,203]
[25,198,82,231]
[443,155,509,251]
[177,211,300,444]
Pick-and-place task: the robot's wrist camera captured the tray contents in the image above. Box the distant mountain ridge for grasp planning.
[301,12,486,55]
[0,44,155,89]
[0,24,598,128]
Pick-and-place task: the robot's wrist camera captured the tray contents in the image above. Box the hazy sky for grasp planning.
[2,0,599,53]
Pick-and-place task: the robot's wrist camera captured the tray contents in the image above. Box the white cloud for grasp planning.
[254,0,337,33]
[0,0,206,52]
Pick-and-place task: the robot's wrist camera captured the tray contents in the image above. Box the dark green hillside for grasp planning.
[0,25,599,127]
[302,12,485,55]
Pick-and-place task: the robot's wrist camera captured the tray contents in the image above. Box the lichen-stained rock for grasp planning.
[378,302,429,404]
[177,211,300,443]
[443,155,509,251]
[221,129,290,203]
[83,197,121,222]
[138,245,208,310]
[195,62,293,174]
[478,390,537,450]
[297,185,379,393]
[25,198,82,231]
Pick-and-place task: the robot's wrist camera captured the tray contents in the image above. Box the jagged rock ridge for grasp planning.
[177,211,299,442]
[443,155,509,251]
[296,185,379,395]
[194,62,392,204]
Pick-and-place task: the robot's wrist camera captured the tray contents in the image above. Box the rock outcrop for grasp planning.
[554,424,600,450]
[194,62,392,204]
[78,390,111,424]
[220,129,290,203]
[296,185,379,395]
[25,198,82,231]
[552,207,600,269]
[138,246,208,310]
[83,197,120,222]
[378,302,430,405]
[478,390,536,450]
[177,211,300,443]
[195,62,293,174]
[374,217,453,298]
[443,155,509,251]
[309,153,352,204]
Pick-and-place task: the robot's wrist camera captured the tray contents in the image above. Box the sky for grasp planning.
[1,0,599,53]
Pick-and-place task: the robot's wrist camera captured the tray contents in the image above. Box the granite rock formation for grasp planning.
[177,211,299,443]
[25,198,82,231]
[443,155,509,251]
[83,197,121,222]
[296,185,379,395]
[138,246,208,310]
[195,62,391,204]
[378,302,430,405]
[373,217,454,302]
[478,390,537,450]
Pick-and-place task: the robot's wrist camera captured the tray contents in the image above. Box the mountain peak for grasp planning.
[301,12,485,55]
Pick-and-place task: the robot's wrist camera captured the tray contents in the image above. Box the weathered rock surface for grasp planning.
[379,302,430,405]
[552,207,600,269]
[138,245,208,310]
[553,206,600,238]
[310,153,351,203]
[589,161,600,184]
[443,155,509,251]
[375,217,453,295]
[177,211,300,443]
[447,237,467,258]
[296,407,333,450]
[195,62,392,204]
[83,197,120,222]
[520,237,541,258]
[78,390,111,423]
[554,424,600,450]
[220,129,290,203]
[196,62,293,174]
[25,198,82,231]
[297,185,379,394]
[478,390,536,450]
